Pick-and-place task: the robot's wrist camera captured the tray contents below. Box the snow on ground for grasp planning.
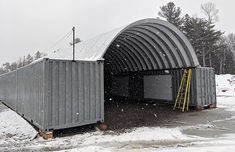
[216,74,235,112]
[27,127,199,152]
[0,109,37,147]
[216,74,235,96]
[0,74,235,151]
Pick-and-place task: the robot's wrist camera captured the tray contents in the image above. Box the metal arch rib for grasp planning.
[129,26,175,68]
[107,48,132,72]
[109,46,134,72]
[147,24,190,66]
[104,53,123,73]
[157,24,196,67]
[136,25,183,67]
[125,28,169,69]
[115,35,152,70]
[148,20,199,66]
[110,43,138,71]
[114,37,147,71]
[112,39,143,71]
[105,49,130,72]
[120,32,159,69]
[122,31,163,69]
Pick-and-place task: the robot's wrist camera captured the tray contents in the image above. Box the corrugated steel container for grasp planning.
[110,67,216,107]
[194,67,216,107]
[0,59,104,131]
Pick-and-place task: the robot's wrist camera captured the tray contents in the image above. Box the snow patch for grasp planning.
[0,109,37,145]
[216,74,235,96]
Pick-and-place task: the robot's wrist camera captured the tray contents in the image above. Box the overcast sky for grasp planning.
[0,0,234,65]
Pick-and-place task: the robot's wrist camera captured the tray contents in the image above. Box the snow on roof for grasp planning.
[43,18,200,72]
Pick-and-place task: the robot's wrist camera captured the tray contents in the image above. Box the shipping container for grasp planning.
[0,59,104,131]
[109,67,216,107]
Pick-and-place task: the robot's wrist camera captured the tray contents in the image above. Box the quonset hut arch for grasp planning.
[50,18,199,71]
[102,19,200,73]
[49,18,200,101]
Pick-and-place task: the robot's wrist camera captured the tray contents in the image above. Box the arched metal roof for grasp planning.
[48,18,199,73]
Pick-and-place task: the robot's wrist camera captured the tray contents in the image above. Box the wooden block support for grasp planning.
[195,104,217,111]
[209,104,217,109]
[195,106,203,111]
[39,130,53,140]
[97,122,108,131]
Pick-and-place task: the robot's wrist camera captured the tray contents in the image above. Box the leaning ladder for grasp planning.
[173,69,192,112]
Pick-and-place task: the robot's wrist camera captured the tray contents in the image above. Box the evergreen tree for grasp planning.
[158,2,183,29]
[22,56,27,66]
[182,15,222,67]
[26,54,34,65]
[34,51,42,60]
[10,62,17,71]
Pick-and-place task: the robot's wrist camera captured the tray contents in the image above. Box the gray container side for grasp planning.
[0,58,104,131]
[17,60,45,129]
[0,59,45,130]
[0,71,17,110]
[43,59,104,130]
[194,67,216,107]
[110,67,216,107]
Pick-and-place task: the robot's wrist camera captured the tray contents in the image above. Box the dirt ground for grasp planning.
[54,99,183,137]
[54,97,235,138]
[104,98,184,131]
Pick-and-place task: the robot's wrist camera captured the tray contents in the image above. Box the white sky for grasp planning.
[0,0,234,64]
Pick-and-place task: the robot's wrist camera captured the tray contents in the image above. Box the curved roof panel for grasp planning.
[47,18,200,73]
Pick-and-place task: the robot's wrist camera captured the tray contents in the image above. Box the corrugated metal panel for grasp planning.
[0,60,45,129]
[46,18,199,73]
[43,59,104,130]
[0,71,17,110]
[0,59,104,131]
[16,60,45,127]
[194,67,216,107]
[109,67,216,107]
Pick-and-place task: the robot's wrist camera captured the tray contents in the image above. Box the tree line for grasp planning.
[0,51,46,75]
[1,2,234,75]
[158,2,235,74]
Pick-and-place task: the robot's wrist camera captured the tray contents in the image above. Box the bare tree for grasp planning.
[201,2,219,24]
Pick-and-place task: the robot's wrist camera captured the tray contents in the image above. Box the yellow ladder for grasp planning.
[173,69,192,112]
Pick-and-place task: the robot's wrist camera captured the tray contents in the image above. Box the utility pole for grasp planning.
[202,46,206,67]
[72,27,75,61]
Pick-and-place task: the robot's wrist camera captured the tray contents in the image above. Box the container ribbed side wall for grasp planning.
[0,60,45,129]
[0,71,17,110]
[194,67,216,107]
[43,59,104,130]
[109,67,216,107]
[17,60,45,128]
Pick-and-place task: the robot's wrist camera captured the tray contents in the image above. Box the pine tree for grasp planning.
[182,15,222,67]
[26,54,33,65]
[158,2,183,29]
[10,62,17,71]
[34,51,42,60]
